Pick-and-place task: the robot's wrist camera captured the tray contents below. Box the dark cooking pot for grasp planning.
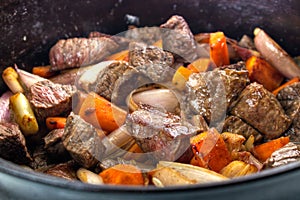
[0,0,300,199]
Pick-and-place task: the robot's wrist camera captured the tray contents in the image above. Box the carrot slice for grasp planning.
[252,137,290,162]
[190,128,232,172]
[79,92,127,133]
[209,32,230,67]
[272,77,300,96]
[46,117,67,130]
[105,50,129,61]
[246,56,284,91]
[99,164,144,185]
[187,58,213,73]
[32,65,57,78]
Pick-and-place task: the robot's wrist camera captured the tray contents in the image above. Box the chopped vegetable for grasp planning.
[15,65,48,89]
[2,67,24,94]
[77,168,104,185]
[209,31,230,67]
[32,65,57,78]
[254,28,300,79]
[45,117,67,130]
[105,50,129,61]
[272,77,300,96]
[79,92,127,132]
[245,56,284,91]
[10,93,39,136]
[220,160,258,178]
[252,137,290,162]
[172,66,193,90]
[187,58,213,73]
[190,128,232,172]
[99,164,144,185]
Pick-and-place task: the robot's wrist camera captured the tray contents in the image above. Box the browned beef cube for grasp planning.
[0,122,32,164]
[126,105,200,162]
[44,129,70,160]
[160,15,198,62]
[231,82,291,139]
[277,82,300,142]
[29,80,77,121]
[185,62,249,125]
[129,42,174,82]
[222,115,263,142]
[62,112,105,168]
[45,160,78,181]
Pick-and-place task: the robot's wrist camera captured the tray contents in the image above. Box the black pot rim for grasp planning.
[1,157,300,193]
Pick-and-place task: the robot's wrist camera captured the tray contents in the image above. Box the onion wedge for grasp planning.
[254,28,300,79]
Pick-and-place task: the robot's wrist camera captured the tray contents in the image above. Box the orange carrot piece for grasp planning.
[272,77,300,96]
[187,58,213,73]
[252,137,290,162]
[46,117,67,130]
[105,50,129,61]
[209,32,230,67]
[32,65,57,78]
[172,66,193,90]
[152,39,163,48]
[246,56,284,91]
[190,128,232,172]
[99,164,144,186]
[79,92,127,133]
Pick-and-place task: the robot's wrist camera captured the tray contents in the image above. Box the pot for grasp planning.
[0,0,300,199]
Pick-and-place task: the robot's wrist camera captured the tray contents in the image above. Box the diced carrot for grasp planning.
[272,77,300,96]
[172,66,193,90]
[252,137,290,162]
[190,128,232,172]
[79,92,127,133]
[32,65,57,78]
[45,117,67,130]
[152,39,163,48]
[187,58,213,73]
[209,32,230,67]
[246,56,284,91]
[99,164,144,186]
[105,50,129,61]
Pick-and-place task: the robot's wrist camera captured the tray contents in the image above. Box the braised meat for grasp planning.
[124,26,161,45]
[160,15,198,62]
[45,160,78,181]
[0,122,32,164]
[277,82,300,142]
[28,80,77,121]
[231,82,291,139]
[222,115,263,142]
[129,42,174,82]
[185,62,249,125]
[62,112,105,168]
[126,105,200,162]
[49,37,119,71]
[44,129,70,160]
[89,61,133,101]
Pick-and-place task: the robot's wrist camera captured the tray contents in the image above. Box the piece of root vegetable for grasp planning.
[46,117,67,130]
[2,67,24,94]
[254,28,300,79]
[15,65,48,89]
[10,92,39,136]
[272,77,300,96]
[77,168,104,185]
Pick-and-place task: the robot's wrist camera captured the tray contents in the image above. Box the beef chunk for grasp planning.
[185,62,249,125]
[49,37,118,71]
[231,82,291,139]
[88,61,133,101]
[45,160,78,181]
[126,105,199,162]
[160,15,198,62]
[129,42,174,82]
[29,80,77,121]
[277,82,300,142]
[0,122,32,164]
[222,115,263,142]
[44,129,70,160]
[29,145,51,171]
[62,112,106,168]
[264,142,300,168]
